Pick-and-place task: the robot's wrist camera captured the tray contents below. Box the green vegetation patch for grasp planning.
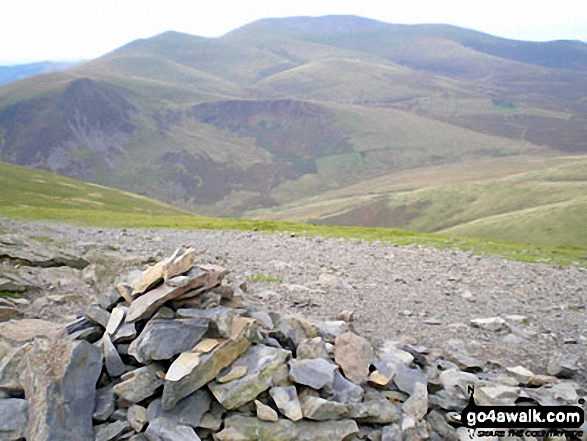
[246,273,283,283]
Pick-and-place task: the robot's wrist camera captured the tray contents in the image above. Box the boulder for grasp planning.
[113,364,164,404]
[147,389,211,428]
[0,398,28,441]
[289,358,338,389]
[334,331,373,384]
[23,339,102,441]
[270,386,303,421]
[128,317,209,363]
[145,418,201,441]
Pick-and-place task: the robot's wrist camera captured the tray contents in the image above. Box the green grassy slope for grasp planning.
[257,157,587,248]
[0,161,584,267]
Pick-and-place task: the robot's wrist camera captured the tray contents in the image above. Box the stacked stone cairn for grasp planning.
[0,247,584,440]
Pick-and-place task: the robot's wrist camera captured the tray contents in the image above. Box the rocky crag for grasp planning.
[0,245,585,440]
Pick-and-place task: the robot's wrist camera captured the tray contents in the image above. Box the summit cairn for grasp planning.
[0,247,584,440]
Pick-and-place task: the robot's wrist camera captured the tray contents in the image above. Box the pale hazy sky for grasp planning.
[1,0,586,65]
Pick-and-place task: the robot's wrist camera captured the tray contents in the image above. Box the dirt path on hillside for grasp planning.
[1,218,585,385]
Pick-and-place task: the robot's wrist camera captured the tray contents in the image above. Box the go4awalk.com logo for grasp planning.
[461,386,585,439]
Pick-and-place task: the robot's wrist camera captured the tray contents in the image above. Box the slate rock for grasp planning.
[95,420,131,441]
[102,335,126,377]
[113,364,164,404]
[209,344,290,409]
[289,358,337,389]
[270,386,303,421]
[0,306,23,322]
[296,337,331,360]
[127,267,212,323]
[427,409,458,441]
[300,394,352,421]
[334,331,373,384]
[145,418,201,441]
[215,414,359,441]
[470,317,507,332]
[388,357,427,395]
[94,386,116,422]
[474,385,520,405]
[323,371,364,404]
[23,339,102,441]
[0,398,27,441]
[350,392,401,424]
[0,342,32,391]
[147,389,211,428]
[129,317,208,364]
[131,247,196,295]
[127,404,148,432]
[176,306,237,338]
[105,305,127,335]
[162,316,256,410]
[402,381,428,421]
[84,304,111,328]
[255,399,279,421]
[547,353,579,378]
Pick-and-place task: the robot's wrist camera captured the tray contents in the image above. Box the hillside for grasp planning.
[0,15,586,247]
[254,156,587,248]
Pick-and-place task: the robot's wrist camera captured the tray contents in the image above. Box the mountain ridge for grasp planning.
[0,15,585,246]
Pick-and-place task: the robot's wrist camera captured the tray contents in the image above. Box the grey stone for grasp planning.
[102,335,126,377]
[96,286,122,310]
[0,398,27,441]
[113,364,164,404]
[23,339,102,441]
[105,305,127,335]
[127,267,213,323]
[255,399,279,421]
[388,357,427,395]
[128,317,209,364]
[350,390,401,424]
[67,325,104,343]
[0,234,89,269]
[112,321,137,343]
[296,337,330,360]
[84,304,111,328]
[402,381,428,421]
[547,353,579,378]
[0,306,22,322]
[300,394,352,421]
[381,424,403,441]
[162,316,256,410]
[176,306,237,338]
[324,371,364,404]
[94,386,116,422]
[147,389,211,428]
[308,318,349,343]
[470,316,507,332]
[0,342,32,391]
[270,386,303,421]
[127,404,148,432]
[65,317,94,335]
[145,418,201,441]
[427,409,458,441]
[209,344,290,409]
[95,420,132,441]
[131,247,196,296]
[215,414,359,441]
[289,358,337,389]
[475,385,520,405]
[334,331,373,384]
